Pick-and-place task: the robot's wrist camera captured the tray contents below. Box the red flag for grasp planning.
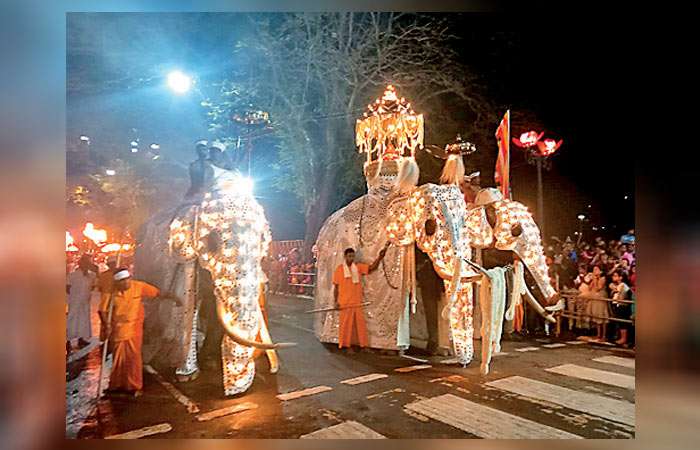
[494,110,511,199]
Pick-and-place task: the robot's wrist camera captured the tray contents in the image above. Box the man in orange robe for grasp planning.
[332,243,389,352]
[99,268,178,396]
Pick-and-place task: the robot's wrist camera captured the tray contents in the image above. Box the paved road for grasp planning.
[66,294,635,439]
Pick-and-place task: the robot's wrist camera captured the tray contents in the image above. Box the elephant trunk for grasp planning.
[215,300,296,350]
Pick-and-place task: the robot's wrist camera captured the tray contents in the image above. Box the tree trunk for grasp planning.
[302,180,332,261]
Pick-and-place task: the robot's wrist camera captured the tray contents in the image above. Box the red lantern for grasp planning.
[512,130,544,148]
[536,138,563,156]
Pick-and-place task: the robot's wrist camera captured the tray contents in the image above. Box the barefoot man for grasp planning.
[99,268,180,397]
[332,243,389,352]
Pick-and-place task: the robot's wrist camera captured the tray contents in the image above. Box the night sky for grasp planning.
[67,12,633,241]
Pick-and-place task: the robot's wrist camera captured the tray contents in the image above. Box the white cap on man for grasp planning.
[210,141,226,152]
[113,268,131,281]
[195,139,208,147]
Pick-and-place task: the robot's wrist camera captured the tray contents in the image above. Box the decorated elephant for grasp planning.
[314,160,420,350]
[385,159,559,374]
[136,166,292,396]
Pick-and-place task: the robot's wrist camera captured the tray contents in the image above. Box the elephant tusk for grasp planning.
[216,300,296,350]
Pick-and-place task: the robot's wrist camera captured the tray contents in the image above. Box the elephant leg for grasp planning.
[221,336,256,396]
[258,317,279,374]
[447,281,474,366]
[175,302,200,382]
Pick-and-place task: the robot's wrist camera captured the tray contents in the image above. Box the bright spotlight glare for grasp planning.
[238,176,254,196]
[105,169,116,176]
[150,143,160,150]
[577,214,585,220]
[167,70,192,94]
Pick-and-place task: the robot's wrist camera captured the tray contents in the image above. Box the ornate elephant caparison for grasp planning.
[386,158,559,375]
[137,167,294,396]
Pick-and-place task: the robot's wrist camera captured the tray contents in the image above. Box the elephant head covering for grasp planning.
[474,187,504,206]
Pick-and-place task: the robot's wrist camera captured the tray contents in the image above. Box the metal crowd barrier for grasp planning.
[553,288,635,336]
[268,270,316,300]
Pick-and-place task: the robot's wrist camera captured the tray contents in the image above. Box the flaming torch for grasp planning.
[82,222,107,249]
[66,231,79,252]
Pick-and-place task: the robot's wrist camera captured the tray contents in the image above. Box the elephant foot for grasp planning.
[175,370,200,383]
[480,362,490,376]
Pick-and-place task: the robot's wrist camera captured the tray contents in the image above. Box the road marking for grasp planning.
[340,373,388,385]
[430,375,466,384]
[405,394,581,439]
[196,402,258,422]
[300,420,386,439]
[542,343,567,349]
[565,341,587,345]
[104,423,172,439]
[366,388,405,400]
[536,338,551,343]
[487,376,635,426]
[277,385,333,401]
[593,356,635,369]
[404,408,431,422]
[546,364,635,390]
[144,365,200,413]
[67,338,100,364]
[515,346,540,352]
[395,364,432,373]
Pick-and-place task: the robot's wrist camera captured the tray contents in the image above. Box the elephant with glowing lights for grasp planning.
[385,161,559,375]
[136,167,293,396]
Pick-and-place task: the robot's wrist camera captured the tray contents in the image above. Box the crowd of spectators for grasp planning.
[265,247,317,297]
[543,229,636,347]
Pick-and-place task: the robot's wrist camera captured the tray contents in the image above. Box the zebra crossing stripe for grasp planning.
[340,373,388,385]
[565,340,587,345]
[486,376,635,426]
[196,402,258,422]
[542,343,567,349]
[405,394,581,439]
[277,385,333,401]
[593,356,635,369]
[300,420,386,439]
[545,364,635,390]
[395,364,432,373]
[515,346,540,352]
[104,423,172,439]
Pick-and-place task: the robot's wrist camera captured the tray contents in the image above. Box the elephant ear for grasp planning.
[168,205,199,263]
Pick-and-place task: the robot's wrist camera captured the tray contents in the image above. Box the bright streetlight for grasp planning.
[167,70,192,94]
[105,169,116,176]
[577,214,585,221]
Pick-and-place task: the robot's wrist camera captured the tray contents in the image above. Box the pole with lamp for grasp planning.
[512,131,563,241]
[577,214,586,246]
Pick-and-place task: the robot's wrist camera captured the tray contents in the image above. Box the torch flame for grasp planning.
[66,231,79,252]
[82,222,107,245]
